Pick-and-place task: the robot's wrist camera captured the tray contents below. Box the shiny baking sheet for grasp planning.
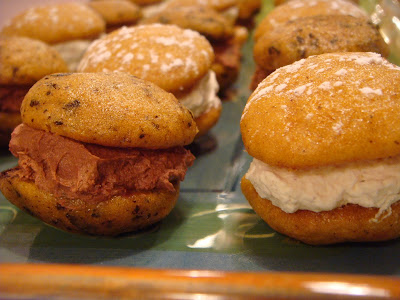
[1,0,399,279]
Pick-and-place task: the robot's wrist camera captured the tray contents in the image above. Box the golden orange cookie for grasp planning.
[241,177,400,245]
[139,5,234,40]
[22,72,197,148]
[79,24,213,93]
[0,37,68,85]
[254,0,368,41]
[242,52,400,168]
[0,170,179,236]
[253,15,389,72]
[1,3,105,44]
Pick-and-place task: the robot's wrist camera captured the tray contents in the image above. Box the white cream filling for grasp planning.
[246,157,400,220]
[178,70,221,118]
[53,40,93,72]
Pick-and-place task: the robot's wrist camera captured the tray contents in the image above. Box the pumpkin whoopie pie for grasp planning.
[0,72,197,236]
[241,52,400,245]
[1,2,106,71]
[0,36,68,147]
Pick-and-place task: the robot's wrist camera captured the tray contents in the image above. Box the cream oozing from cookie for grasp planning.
[246,157,400,219]
[178,70,220,118]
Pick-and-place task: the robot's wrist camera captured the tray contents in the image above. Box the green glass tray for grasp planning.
[0,0,399,277]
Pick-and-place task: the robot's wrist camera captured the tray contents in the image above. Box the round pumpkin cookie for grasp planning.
[1,2,105,44]
[254,0,368,41]
[250,12,388,89]
[1,2,105,71]
[79,24,213,93]
[0,36,68,147]
[88,0,142,32]
[0,37,68,86]
[21,72,197,148]
[241,177,400,245]
[139,5,234,41]
[253,15,389,72]
[1,72,196,236]
[0,170,180,236]
[241,52,400,245]
[78,24,222,137]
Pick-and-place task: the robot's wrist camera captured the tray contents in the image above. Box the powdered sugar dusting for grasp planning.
[275,84,287,93]
[122,53,134,64]
[360,87,383,95]
[78,24,212,89]
[332,121,343,133]
[318,81,332,90]
[335,69,348,76]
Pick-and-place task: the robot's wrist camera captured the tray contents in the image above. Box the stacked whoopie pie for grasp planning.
[78,24,221,138]
[1,2,106,71]
[0,36,68,147]
[0,72,197,236]
[139,0,260,92]
[241,52,400,245]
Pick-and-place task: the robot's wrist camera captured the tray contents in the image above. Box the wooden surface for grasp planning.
[1,263,400,299]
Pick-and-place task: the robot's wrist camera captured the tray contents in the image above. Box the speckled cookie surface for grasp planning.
[139,6,234,40]
[78,24,214,93]
[0,37,68,85]
[254,15,389,70]
[1,3,105,44]
[21,72,198,148]
[254,0,368,41]
[89,0,142,26]
[241,52,400,169]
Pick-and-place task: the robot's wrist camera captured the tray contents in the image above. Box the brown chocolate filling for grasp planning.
[9,124,195,204]
[0,85,31,113]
